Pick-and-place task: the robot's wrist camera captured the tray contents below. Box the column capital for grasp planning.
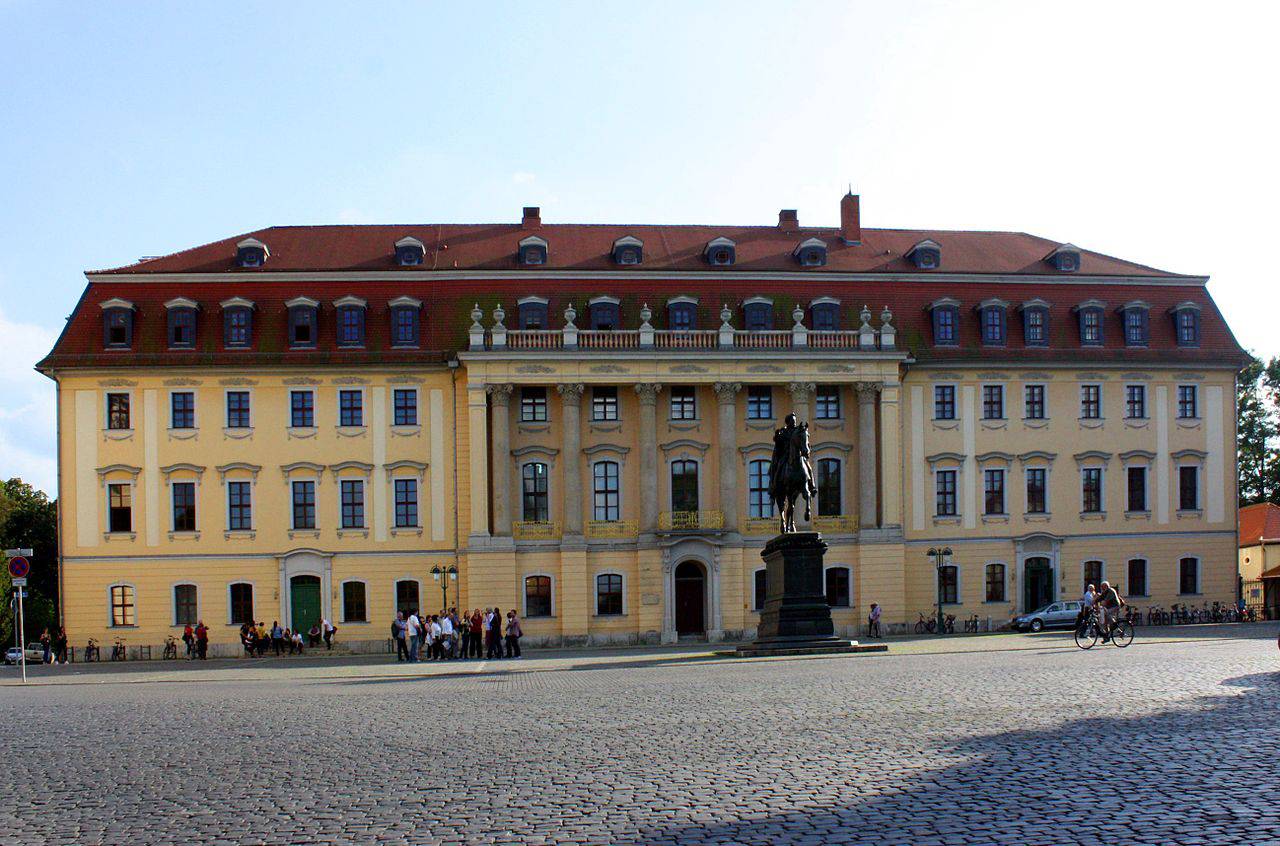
[854,381,883,401]
[786,382,816,403]
[556,383,586,404]
[485,383,514,405]
[713,382,742,404]
[634,383,663,405]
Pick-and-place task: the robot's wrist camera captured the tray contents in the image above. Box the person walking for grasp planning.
[322,617,336,650]
[505,610,522,659]
[440,612,454,660]
[867,603,882,639]
[392,612,408,662]
[182,623,195,659]
[406,610,421,662]
[271,621,285,657]
[195,620,209,659]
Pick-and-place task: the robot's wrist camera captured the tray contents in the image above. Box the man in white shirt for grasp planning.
[439,614,454,660]
[321,617,335,650]
[406,612,421,662]
[429,617,443,660]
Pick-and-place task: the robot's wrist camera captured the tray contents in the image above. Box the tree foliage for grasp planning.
[1238,355,1280,506]
[0,479,58,643]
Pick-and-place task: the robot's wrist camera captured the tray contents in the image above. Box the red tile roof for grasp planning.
[1239,503,1280,547]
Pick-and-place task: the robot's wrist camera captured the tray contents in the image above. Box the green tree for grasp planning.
[0,479,58,643]
[1238,356,1276,505]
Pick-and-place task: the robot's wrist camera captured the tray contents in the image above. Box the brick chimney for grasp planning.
[777,209,799,232]
[840,193,861,244]
[522,206,541,228]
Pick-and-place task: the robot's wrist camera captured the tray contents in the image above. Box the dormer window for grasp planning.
[334,296,367,347]
[101,298,135,349]
[394,236,425,267]
[165,298,199,349]
[667,297,698,330]
[1074,300,1105,346]
[389,296,421,348]
[612,236,643,266]
[589,296,621,330]
[928,297,960,346]
[809,298,841,331]
[286,297,319,348]
[1119,301,1150,347]
[235,237,268,268]
[1046,243,1081,273]
[1171,302,1201,348]
[743,297,774,330]
[221,298,254,349]
[793,238,827,268]
[1019,299,1050,347]
[907,239,942,270]
[518,235,548,266]
[518,296,549,329]
[977,299,1008,346]
[704,237,736,267]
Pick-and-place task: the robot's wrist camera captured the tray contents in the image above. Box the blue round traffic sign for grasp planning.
[8,557,28,579]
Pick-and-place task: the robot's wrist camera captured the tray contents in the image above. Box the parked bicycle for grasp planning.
[162,636,179,660]
[914,612,937,635]
[110,637,126,661]
[84,637,100,662]
[964,614,980,633]
[1075,606,1134,649]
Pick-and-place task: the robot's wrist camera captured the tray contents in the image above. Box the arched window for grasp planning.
[1178,557,1200,595]
[335,298,366,347]
[167,304,198,349]
[825,567,850,607]
[816,458,842,517]
[978,300,1008,346]
[228,582,254,625]
[1127,559,1148,597]
[592,461,620,522]
[1120,302,1150,347]
[103,304,134,348]
[287,298,319,348]
[1172,304,1200,348]
[173,584,198,625]
[743,300,774,331]
[518,298,549,329]
[522,463,550,522]
[109,584,136,627]
[809,301,840,331]
[984,564,1006,603]
[589,299,620,330]
[753,568,767,611]
[222,299,254,348]
[671,459,699,512]
[596,573,623,616]
[748,459,773,518]
[525,575,552,617]
[668,301,697,330]
[389,297,421,347]
[395,579,419,615]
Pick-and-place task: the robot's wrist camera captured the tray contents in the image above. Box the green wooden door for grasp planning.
[290,575,322,633]
[1023,557,1054,612]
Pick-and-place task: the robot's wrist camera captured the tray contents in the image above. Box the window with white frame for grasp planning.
[340,479,365,529]
[393,389,418,426]
[171,392,195,429]
[815,386,841,419]
[748,459,773,518]
[824,567,850,607]
[522,463,549,522]
[934,385,956,420]
[1179,465,1200,511]
[1127,466,1148,512]
[1081,468,1103,513]
[1024,384,1046,420]
[227,481,252,530]
[108,483,132,533]
[290,390,314,428]
[394,478,418,528]
[226,391,251,428]
[291,481,316,530]
[1177,385,1198,419]
[936,470,957,516]
[1025,468,1047,514]
[591,387,618,422]
[984,469,1005,515]
[339,390,363,427]
[172,482,196,532]
[1125,384,1147,419]
[592,461,620,522]
[815,458,841,517]
[110,584,136,626]
[982,385,1004,420]
[746,386,773,420]
[1080,384,1101,420]
[596,573,623,616]
[107,392,131,430]
[521,387,548,422]
[670,386,697,420]
[173,584,197,625]
[671,459,698,512]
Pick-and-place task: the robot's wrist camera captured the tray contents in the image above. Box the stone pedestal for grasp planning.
[738,532,885,657]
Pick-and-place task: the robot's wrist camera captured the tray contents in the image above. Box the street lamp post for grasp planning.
[432,565,459,612]
[927,546,953,636]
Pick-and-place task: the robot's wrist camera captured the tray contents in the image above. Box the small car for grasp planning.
[1013,601,1083,633]
[3,646,21,665]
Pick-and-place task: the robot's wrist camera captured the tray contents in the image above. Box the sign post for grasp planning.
[6,549,33,684]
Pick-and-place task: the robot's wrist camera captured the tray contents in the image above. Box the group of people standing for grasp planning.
[180,621,211,659]
[234,619,336,657]
[392,608,522,662]
[35,627,69,663]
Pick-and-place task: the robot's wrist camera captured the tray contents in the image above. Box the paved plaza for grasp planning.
[3,627,1279,845]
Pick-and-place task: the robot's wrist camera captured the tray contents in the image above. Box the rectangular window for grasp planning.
[336,307,364,347]
[1179,557,1199,595]
[174,584,197,626]
[1026,468,1047,514]
[1081,310,1102,345]
[934,308,956,345]
[342,582,368,623]
[982,307,1005,344]
[985,564,1006,603]
[936,470,957,516]
[110,584,136,626]
[592,462,620,522]
[394,478,418,528]
[1124,309,1148,346]
[392,307,419,347]
[108,483,132,533]
[815,386,841,419]
[525,576,552,618]
[229,583,254,625]
[982,385,1004,420]
[341,479,365,529]
[1128,559,1147,597]
[170,392,195,429]
[395,581,419,616]
[983,469,1005,515]
[1024,384,1046,420]
[1083,561,1104,593]
[107,393,130,430]
[522,463,549,522]
[596,573,624,616]
[1127,466,1147,512]
[172,482,196,532]
[824,568,850,607]
[393,389,418,426]
[748,460,773,519]
[934,385,956,420]
[1177,385,1198,419]
[939,566,958,604]
[290,390,314,428]
[226,391,251,429]
[746,386,773,420]
[228,481,252,530]
[169,309,196,348]
[1125,384,1147,419]
[224,308,251,348]
[591,387,618,422]
[1081,468,1103,513]
[816,459,841,517]
[1024,309,1046,345]
[1179,465,1199,511]
[289,307,316,346]
[670,386,697,420]
[291,480,316,530]
[1080,384,1101,420]
[520,387,548,422]
[1176,310,1199,346]
[339,390,363,427]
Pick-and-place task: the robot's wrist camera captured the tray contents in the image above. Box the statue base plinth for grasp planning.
[737,531,887,658]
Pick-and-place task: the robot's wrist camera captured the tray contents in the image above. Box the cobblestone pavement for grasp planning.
[3,628,1279,845]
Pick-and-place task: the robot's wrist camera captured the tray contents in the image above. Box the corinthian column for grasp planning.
[557,383,585,536]
[714,382,741,532]
[635,384,662,532]
[787,381,815,423]
[855,382,882,530]
[487,384,513,537]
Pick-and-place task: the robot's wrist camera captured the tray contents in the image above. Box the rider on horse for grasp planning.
[769,413,817,533]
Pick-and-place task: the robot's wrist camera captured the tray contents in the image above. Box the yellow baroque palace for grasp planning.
[38,197,1247,655]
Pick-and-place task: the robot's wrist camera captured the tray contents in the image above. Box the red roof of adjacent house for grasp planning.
[1239,503,1280,547]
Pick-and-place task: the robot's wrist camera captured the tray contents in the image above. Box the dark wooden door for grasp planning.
[1023,557,1054,611]
[674,561,705,634]
[290,575,322,633]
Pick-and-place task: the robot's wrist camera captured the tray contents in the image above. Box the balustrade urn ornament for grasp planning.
[470,304,483,329]
[720,304,733,327]
[792,305,805,328]
[639,303,653,328]
[492,303,506,329]
[859,305,873,329]
[564,303,577,328]
[880,306,894,328]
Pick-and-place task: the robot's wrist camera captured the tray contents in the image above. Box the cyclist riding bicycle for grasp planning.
[1095,580,1125,642]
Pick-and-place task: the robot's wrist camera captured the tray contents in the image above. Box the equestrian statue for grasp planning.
[768,413,817,534]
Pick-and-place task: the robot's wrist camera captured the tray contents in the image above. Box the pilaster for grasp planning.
[488,384,514,537]
[635,383,662,533]
[557,383,586,537]
[714,382,742,532]
[855,381,881,531]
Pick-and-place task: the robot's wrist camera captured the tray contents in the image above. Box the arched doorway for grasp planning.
[674,561,706,635]
[1023,557,1054,611]
[290,575,322,633]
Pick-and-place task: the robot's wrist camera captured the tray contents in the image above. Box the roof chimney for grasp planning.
[522,206,541,229]
[840,193,861,245]
[777,209,799,232]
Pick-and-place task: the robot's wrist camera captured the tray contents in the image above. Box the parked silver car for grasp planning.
[1013,601,1083,632]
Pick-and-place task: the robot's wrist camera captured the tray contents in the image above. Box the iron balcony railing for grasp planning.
[512,520,562,540]
[658,510,725,531]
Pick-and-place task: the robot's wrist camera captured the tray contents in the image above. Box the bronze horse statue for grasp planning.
[768,413,817,533]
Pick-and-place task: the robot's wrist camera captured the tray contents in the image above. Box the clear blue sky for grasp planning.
[2,1,1276,495]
